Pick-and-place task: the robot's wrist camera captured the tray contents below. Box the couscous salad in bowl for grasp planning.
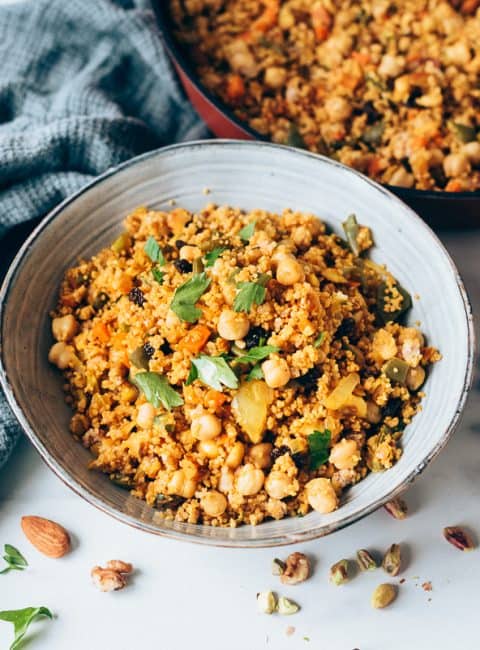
[0,141,474,545]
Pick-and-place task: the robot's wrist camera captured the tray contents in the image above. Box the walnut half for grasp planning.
[91,559,133,592]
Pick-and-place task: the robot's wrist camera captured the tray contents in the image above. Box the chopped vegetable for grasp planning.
[128,345,150,370]
[233,274,270,312]
[362,121,385,147]
[0,545,28,575]
[232,379,273,442]
[170,272,211,323]
[307,429,331,469]
[111,232,131,254]
[238,221,256,242]
[192,258,204,274]
[313,332,325,348]
[189,355,238,391]
[234,344,279,365]
[204,246,228,267]
[152,267,165,284]
[376,281,412,324]
[285,124,306,149]
[144,236,165,265]
[132,372,184,409]
[383,358,410,384]
[0,607,52,650]
[178,325,211,354]
[342,214,360,256]
[92,292,109,311]
[226,74,245,100]
[92,321,110,343]
[452,122,476,143]
[324,373,360,409]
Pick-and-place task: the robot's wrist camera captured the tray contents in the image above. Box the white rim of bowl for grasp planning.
[0,140,476,547]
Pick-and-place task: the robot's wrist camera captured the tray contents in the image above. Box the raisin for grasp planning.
[160,341,172,355]
[174,259,193,273]
[128,287,145,307]
[244,325,269,349]
[336,317,356,339]
[383,397,403,418]
[263,430,275,444]
[406,86,423,107]
[143,342,155,359]
[271,445,290,462]
[292,452,309,470]
[363,100,382,125]
[296,367,321,395]
[175,239,187,249]
[92,291,109,310]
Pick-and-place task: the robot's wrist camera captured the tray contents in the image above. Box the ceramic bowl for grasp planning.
[0,141,474,547]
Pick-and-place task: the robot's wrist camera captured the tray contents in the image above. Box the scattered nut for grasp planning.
[91,559,133,592]
[272,558,286,576]
[257,590,277,614]
[443,526,475,551]
[329,559,349,585]
[280,552,310,585]
[382,544,402,576]
[371,583,397,609]
[356,549,378,571]
[277,596,300,615]
[21,516,71,558]
[384,497,408,519]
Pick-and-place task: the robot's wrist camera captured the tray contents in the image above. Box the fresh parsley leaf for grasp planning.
[204,246,228,267]
[247,364,264,381]
[235,345,279,365]
[0,545,27,575]
[152,267,165,284]
[191,355,239,391]
[0,606,52,650]
[132,372,184,410]
[170,272,211,323]
[238,221,256,242]
[233,275,270,313]
[307,429,331,470]
[185,364,198,386]
[144,236,165,265]
[313,332,325,348]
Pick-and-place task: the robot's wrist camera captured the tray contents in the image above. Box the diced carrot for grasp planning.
[178,325,211,354]
[411,135,428,149]
[311,2,332,41]
[226,74,246,101]
[117,273,133,294]
[204,389,227,412]
[92,321,110,344]
[445,179,464,192]
[351,52,370,66]
[368,156,384,177]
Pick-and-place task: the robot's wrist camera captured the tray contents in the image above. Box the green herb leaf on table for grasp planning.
[152,267,165,284]
[247,364,264,381]
[238,221,256,242]
[234,345,279,365]
[144,236,165,265]
[0,606,52,650]
[204,246,228,267]
[132,372,184,410]
[307,429,331,470]
[233,274,270,313]
[0,545,28,575]
[170,272,211,323]
[313,332,326,348]
[190,355,239,391]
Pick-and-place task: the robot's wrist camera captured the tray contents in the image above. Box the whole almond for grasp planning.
[21,516,71,558]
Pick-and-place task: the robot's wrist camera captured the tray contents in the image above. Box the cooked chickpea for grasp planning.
[325,96,352,122]
[262,357,291,388]
[179,245,202,262]
[226,441,245,469]
[48,342,77,369]
[198,439,219,459]
[235,464,265,496]
[217,309,250,341]
[168,469,197,498]
[366,401,382,424]
[389,167,414,188]
[378,54,405,78]
[264,66,287,89]
[201,490,227,517]
[275,253,305,286]
[52,314,78,342]
[443,152,471,178]
[329,438,360,470]
[265,471,298,499]
[136,403,155,429]
[248,442,273,469]
[406,365,426,391]
[218,466,234,493]
[191,413,222,441]
[305,478,338,514]
[462,141,480,166]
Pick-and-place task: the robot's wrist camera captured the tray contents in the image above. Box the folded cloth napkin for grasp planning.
[0,0,208,467]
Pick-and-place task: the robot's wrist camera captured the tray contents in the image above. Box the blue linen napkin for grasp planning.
[0,0,208,467]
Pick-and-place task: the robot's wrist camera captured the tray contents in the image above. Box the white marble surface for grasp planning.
[0,230,478,650]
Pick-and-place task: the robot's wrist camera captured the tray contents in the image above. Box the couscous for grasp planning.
[49,204,439,526]
[169,0,480,192]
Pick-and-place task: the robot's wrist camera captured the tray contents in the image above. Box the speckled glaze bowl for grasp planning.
[0,141,474,547]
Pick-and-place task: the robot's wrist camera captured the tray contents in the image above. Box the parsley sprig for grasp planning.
[205,246,228,267]
[132,372,184,410]
[234,345,279,365]
[307,429,331,470]
[186,355,238,391]
[233,274,270,313]
[144,236,166,285]
[238,221,256,242]
[0,545,27,575]
[170,272,211,323]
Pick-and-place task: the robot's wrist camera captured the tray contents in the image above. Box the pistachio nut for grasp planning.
[329,559,349,585]
[277,596,300,615]
[384,497,408,520]
[443,526,475,551]
[371,583,397,609]
[257,590,277,615]
[382,544,401,576]
[272,558,286,576]
[356,549,378,571]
